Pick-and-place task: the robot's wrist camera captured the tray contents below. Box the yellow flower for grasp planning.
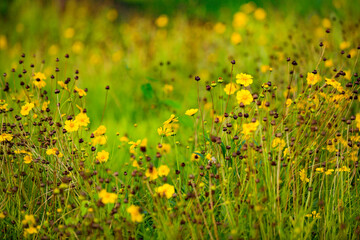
[213,22,226,34]
[120,136,129,142]
[32,72,46,89]
[145,167,158,180]
[242,121,259,136]
[316,168,324,173]
[74,86,87,96]
[325,59,333,68]
[64,27,75,38]
[306,72,321,85]
[155,184,175,199]
[163,84,173,94]
[75,112,90,127]
[96,150,109,163]
[286,98,292,107]
[33,72,46,80]
[58,81,68,90]
[22,214,36,225]
[224,82,239,95]
[0,133,13,142]
[99,189,117,204]
[157,143,171,154]
[163,114,178,125]
[233,12,248,28]
[41,101,50,111]
[236,73,253,86]
[20,102,35,116]
[191,152,201,162]
[93,125,107,136]
[325,78,341,89]
[185,109,198,116]
[24,154,33,164]
[127,205,143,223]
[325,169,334,175]
[158,165,170,177]
[356,113,360,130]
[155,15,168,27]
[272,138,286,150]
[231,32,242,45]
[260,65,271,73]
[0,212,5,219]
[46,148,63,157]
[64,120,79,132]
[236,89,253,105]
[339,41,350,50]
[92,135,107,146]
[254,8,266,20]
[24,226,38,235]
[300,169,309,182]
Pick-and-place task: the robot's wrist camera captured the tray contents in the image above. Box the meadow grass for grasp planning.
[0,0,359,239]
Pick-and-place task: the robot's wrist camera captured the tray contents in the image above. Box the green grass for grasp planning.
[0,0,359,239]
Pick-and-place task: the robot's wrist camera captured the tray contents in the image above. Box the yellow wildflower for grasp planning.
[99,189,117,204]
[185,109,198,116]
[236,73,253,86]
[158,165,170,177]
[20,102,35,116]
[224,82,239,95]
[236,89,253,105]
[96,150,109,163]
[145,167,158,180]
[156,184,175,199]
[127,205,143,223]
[64,120,79,132]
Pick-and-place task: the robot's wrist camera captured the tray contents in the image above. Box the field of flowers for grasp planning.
[0,0,359,239]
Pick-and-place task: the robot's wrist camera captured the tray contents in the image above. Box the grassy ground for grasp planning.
[0,0,359,239]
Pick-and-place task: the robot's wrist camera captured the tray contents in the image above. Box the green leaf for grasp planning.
[141,83,154,100]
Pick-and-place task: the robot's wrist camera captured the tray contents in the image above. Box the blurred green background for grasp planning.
[0,0,359,164]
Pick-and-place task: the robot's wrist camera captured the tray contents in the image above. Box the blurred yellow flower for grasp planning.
[0,133,13,142]
[158,165,170,176]
[322,18,331,28]
[74,86,87,96]
[300,169,309,182]
[272,138,286,150]
[163,84,174,94]
[213,22,226,34]
[99,189,117,204]
[20,102,35,116]
[156,183,175,199]
[231,32,242,45]
[286,99,292,107]
[339,41,350,50]
[156,15,168,27]
[24,154,33,164]
[64,27,75,39]
[306,72,321,85]
[233,12,248,28]
[254,8,266,20]
[224,82,239,95]
[0,35,7,50]
[127,205,143,223]
[145,167,158,180]
[185,108,198,116]
[96,150,109,163]
[75,112,90,127]
[93,125,107,136]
